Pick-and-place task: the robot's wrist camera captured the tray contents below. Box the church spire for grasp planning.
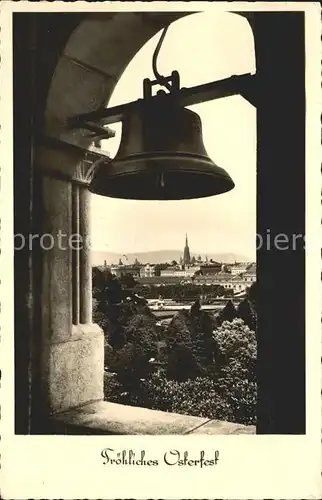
[183,233,191,266]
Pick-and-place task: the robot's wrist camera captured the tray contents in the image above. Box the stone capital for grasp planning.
[35,136,111,186]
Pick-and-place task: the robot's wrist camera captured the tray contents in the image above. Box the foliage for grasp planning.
[164,311,201,380]
[94,266,257,426]
[123,312,159,376]
[218,299,237,324]
[247,282,257,310]
[93,267,148,349]
[104,372,125,403]
[108,318,257,425]
[237,298,257,331]
[212,318,257,424]
[164,309,217,380]
[135,283,230,301]
[134,374,235,421]
[166,344,202,382]
[189,308,216,371]
[104,339,136,373]
[119,273,137,289]
[93,266,159,383]
[166,310,193,348]
[104,311,159,381]
[213,318,256,372]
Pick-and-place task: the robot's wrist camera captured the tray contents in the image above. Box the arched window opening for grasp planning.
[90,12,257,427]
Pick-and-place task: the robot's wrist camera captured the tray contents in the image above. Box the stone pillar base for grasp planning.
[48,323,104,414]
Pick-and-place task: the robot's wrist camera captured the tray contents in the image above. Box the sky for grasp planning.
[90,12,256,260]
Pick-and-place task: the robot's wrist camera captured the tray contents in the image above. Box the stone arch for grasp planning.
[44,12,191,150]
[43,13,254,145]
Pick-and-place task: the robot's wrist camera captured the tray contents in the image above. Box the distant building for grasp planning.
[160,266,179,277]
[195,264,256,294]
[110,264,141,279]
[140,264,156,278]
[198,262,222,275]
[138,275,187,286]
[242,263,256,283]
[160,265,200,278]
[110,264,123,278]
[195,273,232,286]
[231,262,249,276]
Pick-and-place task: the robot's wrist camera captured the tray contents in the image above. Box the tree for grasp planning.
[92,267,125,305]
[190,298,201,316]
[166,345,201,382]
[190,309,215,370]
[164,310,201,380]
[104,309,159,391]
[120,273,137,289]
[166,310,193,350]
[104,339,135,373]
[237,299,256,331]
[212,318,257,424]
[127,374,235,423]
[218,300,237,324]
[122,312,159,376]
[247,282,257,311]
[171,260,178,266]
[92,266,150,349]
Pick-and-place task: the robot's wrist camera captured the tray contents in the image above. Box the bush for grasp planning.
[218,300,237,324]
[166,344,202,381]
[237,299,257,331]
[120,374,234,422]
[212,318,257,424]
[97,266,257,426]
[213,318,256,375]
[103,371,254,426]
[104,372,124,402]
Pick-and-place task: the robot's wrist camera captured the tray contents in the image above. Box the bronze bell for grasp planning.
[90,100,235,200]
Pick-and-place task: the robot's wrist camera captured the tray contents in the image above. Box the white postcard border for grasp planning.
[0,2,321,499]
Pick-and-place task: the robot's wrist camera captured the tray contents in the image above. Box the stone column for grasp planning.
[36,144,104,415]
[79,185,92,324]
[72,184,80,325]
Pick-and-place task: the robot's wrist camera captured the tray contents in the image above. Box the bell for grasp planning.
[90,100,235,200]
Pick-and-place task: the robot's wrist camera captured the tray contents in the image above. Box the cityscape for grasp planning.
[96,234,256,299]
[92,233,257,428]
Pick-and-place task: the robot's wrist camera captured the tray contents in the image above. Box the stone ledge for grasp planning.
[188,418,256,435]
[50,401,256,435]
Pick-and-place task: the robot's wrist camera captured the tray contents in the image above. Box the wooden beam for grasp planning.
[69,73,256,128]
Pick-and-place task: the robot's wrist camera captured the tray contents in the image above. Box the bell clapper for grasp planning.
[156,172,165,190]
[160,172,165,188]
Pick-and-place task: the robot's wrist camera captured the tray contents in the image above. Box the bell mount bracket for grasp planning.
[68,72,256,136]
[143,70,181,100]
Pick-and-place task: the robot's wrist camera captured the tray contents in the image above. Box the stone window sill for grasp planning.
[49,401,256,435]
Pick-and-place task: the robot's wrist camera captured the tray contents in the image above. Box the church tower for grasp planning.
[183,233,191,266]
